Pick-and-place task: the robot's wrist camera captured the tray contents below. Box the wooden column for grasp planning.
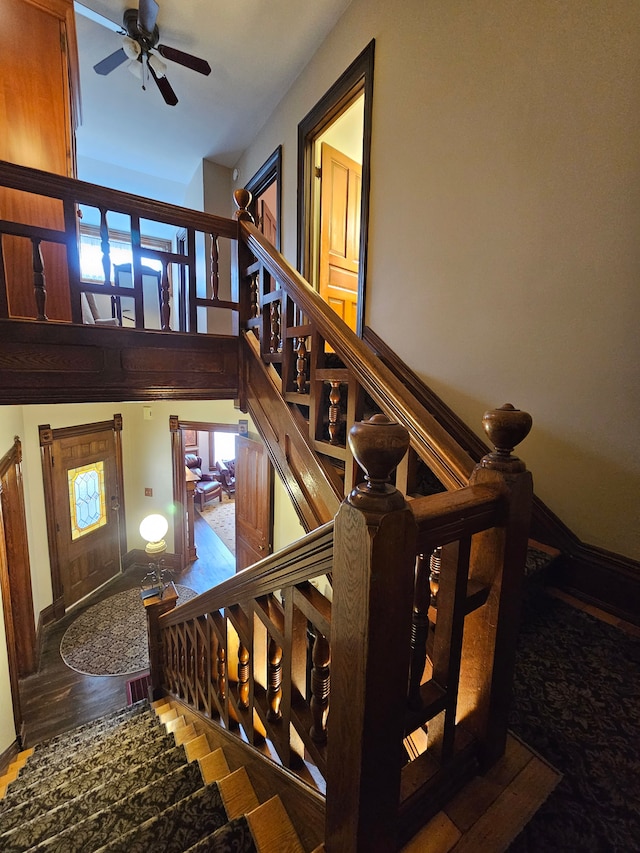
[144,581,178,701]
[457,403,533,768]
[325,414,417,853]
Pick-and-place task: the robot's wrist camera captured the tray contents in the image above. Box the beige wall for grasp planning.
[0,399,305,751]
[234,0,640,561]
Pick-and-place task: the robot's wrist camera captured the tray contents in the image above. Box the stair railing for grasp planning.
[0,159,238,329]
[233,190,475,521]
[150,406,533,852]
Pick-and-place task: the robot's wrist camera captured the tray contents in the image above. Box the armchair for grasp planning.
[215,460,236,496]
[185,453,222,510]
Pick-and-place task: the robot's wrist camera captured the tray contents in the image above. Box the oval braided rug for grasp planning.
[60,585,197,676]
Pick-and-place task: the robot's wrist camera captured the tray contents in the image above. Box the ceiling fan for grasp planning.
[76,0,211,106]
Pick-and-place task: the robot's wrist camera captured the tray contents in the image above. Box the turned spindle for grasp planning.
[237,642,250,709]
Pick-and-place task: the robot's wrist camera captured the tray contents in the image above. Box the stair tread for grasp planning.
[26,759,204,853]
[0,743,189,844]
[246,796,305,853]
[1,718,171,807]
[7,707,159,791]
[92,778,230,853]
[2,705,310,853]
[0,725,174,820]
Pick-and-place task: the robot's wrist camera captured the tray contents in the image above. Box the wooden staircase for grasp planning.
[0,700,311,853]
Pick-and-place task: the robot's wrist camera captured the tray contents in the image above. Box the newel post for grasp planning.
[458,403,533,768]
[326,415,417,853]
[144,582,178,702]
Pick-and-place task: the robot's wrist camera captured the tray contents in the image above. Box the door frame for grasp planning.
[39,415,126,618]
[245,146,282,251]
[0,437,36,742]
[297,40,375,337]
[170,417,240,568]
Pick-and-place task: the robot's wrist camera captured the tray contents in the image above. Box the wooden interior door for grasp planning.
[235,436,273,572]
[319,142,362,333]
[40,417,125,610]
[260,199,278,245]
[0,0,79,321]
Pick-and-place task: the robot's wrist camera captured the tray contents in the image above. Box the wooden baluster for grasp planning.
[408,553,430,710]
[209,233,219,300]
[328,380,342,444]
[250,271,259,320]
[237,641,250,709]
[295,335,308,393]
[267,637,283,722]
[99,207,111,286]
[327,414,416,851]
[310,631,330,744]
[217,641,226,702]
[31,238,47,320]
[429,546,442,609]
[160,258,171,330]
[270,298,281,353]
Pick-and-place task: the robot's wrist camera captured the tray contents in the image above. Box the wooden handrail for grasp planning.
[160,520,334,627]
[239,219,474,491]
[0,160,238,239]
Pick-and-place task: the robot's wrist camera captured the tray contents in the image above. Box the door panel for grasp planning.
[235,436,273,572]
[319,142,362,333]
[43,420,124,609]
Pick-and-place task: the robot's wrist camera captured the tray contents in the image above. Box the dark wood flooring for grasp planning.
[19,512,235,747]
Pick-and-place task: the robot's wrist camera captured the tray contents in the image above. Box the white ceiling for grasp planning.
[74,0,352,200]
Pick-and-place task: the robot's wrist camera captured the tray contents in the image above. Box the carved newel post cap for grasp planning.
[233,188,255,222]
[347,414,410,511]
[480,403,532,472]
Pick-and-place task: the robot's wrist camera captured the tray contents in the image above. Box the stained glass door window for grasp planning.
[68,461,107,540]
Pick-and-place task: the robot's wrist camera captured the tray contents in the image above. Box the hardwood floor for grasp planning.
[19,515,235,747]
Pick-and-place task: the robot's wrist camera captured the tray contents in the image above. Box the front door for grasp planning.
[40,416,125,610]
[235,436,273,571]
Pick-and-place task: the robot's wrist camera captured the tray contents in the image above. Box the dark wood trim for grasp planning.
[0,320,240,405]
[245,146,282,252]
[550,546,640,627]
[297,40,375,337]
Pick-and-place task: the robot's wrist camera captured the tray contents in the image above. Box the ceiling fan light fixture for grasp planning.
[122,35,142,61]
[147,53,167,78]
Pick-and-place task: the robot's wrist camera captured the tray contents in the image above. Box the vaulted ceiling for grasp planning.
[74,0,352,199]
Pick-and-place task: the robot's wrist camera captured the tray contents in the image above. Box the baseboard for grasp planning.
[0,739,19,776]
[548,543,640,627]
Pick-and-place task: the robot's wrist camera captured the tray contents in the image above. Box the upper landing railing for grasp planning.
[0,159,238,330]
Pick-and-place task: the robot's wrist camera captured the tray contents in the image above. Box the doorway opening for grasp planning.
[245,146,282,250]
[171,418,239,578]
[297,40,374,337]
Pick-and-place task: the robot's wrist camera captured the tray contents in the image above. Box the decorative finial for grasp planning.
[347,414,410,511]
[480,403,532,472]
[233,188,255,222]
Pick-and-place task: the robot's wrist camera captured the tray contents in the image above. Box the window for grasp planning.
[68,462,107,540]
[78,225,170,282]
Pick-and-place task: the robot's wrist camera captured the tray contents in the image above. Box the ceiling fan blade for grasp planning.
[157,44,211,76]
[73,1,122,33]
[148,62,178,106]
[93,47,127,75]
[138,0,159,35]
